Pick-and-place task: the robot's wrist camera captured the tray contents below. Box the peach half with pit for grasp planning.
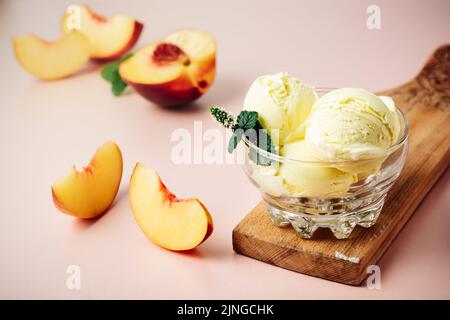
[119,30,216,106]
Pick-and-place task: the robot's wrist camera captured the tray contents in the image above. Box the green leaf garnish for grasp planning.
[228,129,243,153]
[247,123,275,166]
[101,53,133,96]
[209,106,236,129]
[209,107,276,165]
[236,110,258,130]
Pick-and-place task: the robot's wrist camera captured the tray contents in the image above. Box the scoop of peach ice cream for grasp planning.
[278,140,357,196]
[243,72,318,146]
[305,88,400,161]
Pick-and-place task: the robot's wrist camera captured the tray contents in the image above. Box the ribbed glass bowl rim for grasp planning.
[242,87,409,166]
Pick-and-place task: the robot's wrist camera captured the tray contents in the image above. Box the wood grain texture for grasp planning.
[232,45,450,286]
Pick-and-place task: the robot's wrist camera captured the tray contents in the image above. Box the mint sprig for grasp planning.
[209,107,235,129]
[101,53,133,96]
[209,107,276,165]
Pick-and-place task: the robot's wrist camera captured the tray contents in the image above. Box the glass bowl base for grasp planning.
[264,196,385,239]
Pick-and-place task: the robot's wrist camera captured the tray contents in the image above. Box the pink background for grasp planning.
[1,0,449,299]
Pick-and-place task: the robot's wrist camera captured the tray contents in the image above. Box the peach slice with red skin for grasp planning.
[61,5,143,61]
[52,141,123,219]
[119,30,216,106]
[13,31,91,80]
[129,163,214,251]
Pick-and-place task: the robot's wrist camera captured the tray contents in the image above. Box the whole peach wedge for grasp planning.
[61,5,143,61]
[52,141,123,219]
[129,163,213,251]
[13,31,90,80]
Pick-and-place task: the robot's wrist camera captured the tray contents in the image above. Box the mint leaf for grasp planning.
[101,53,133,96]
[101,63,117,82]
[209,107,235,129]
[236,111,258,130]
[228,129,243,153]
[101,53,133,82]
[112,78,128,96]
[247,124,275,166]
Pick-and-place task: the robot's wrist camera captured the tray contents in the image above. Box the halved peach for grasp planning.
[13,31,90,80]
[62,5,143,61]
[129,163,213,251]
[52,141,123,219]
[119,30,216,106]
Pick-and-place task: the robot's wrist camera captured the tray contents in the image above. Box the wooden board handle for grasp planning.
[381,45,450,113]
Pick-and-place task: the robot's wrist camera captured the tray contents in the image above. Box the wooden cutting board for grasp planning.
[232,45,450,286]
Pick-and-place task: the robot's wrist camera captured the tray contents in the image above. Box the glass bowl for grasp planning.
[241,88,409,239]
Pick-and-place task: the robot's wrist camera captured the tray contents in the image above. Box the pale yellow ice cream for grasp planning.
[251,169,287,197]
[244,81,401,197]
[243,72,318,145]
[278,140,357,196]
[305,88,400,163]
[379,95,401,143]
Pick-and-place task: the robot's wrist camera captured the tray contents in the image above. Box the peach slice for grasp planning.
[119,29,216,106]
[129,163,213,251]
[52,141,123,219]
[13,31,90,80]
[62,5,143,61]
